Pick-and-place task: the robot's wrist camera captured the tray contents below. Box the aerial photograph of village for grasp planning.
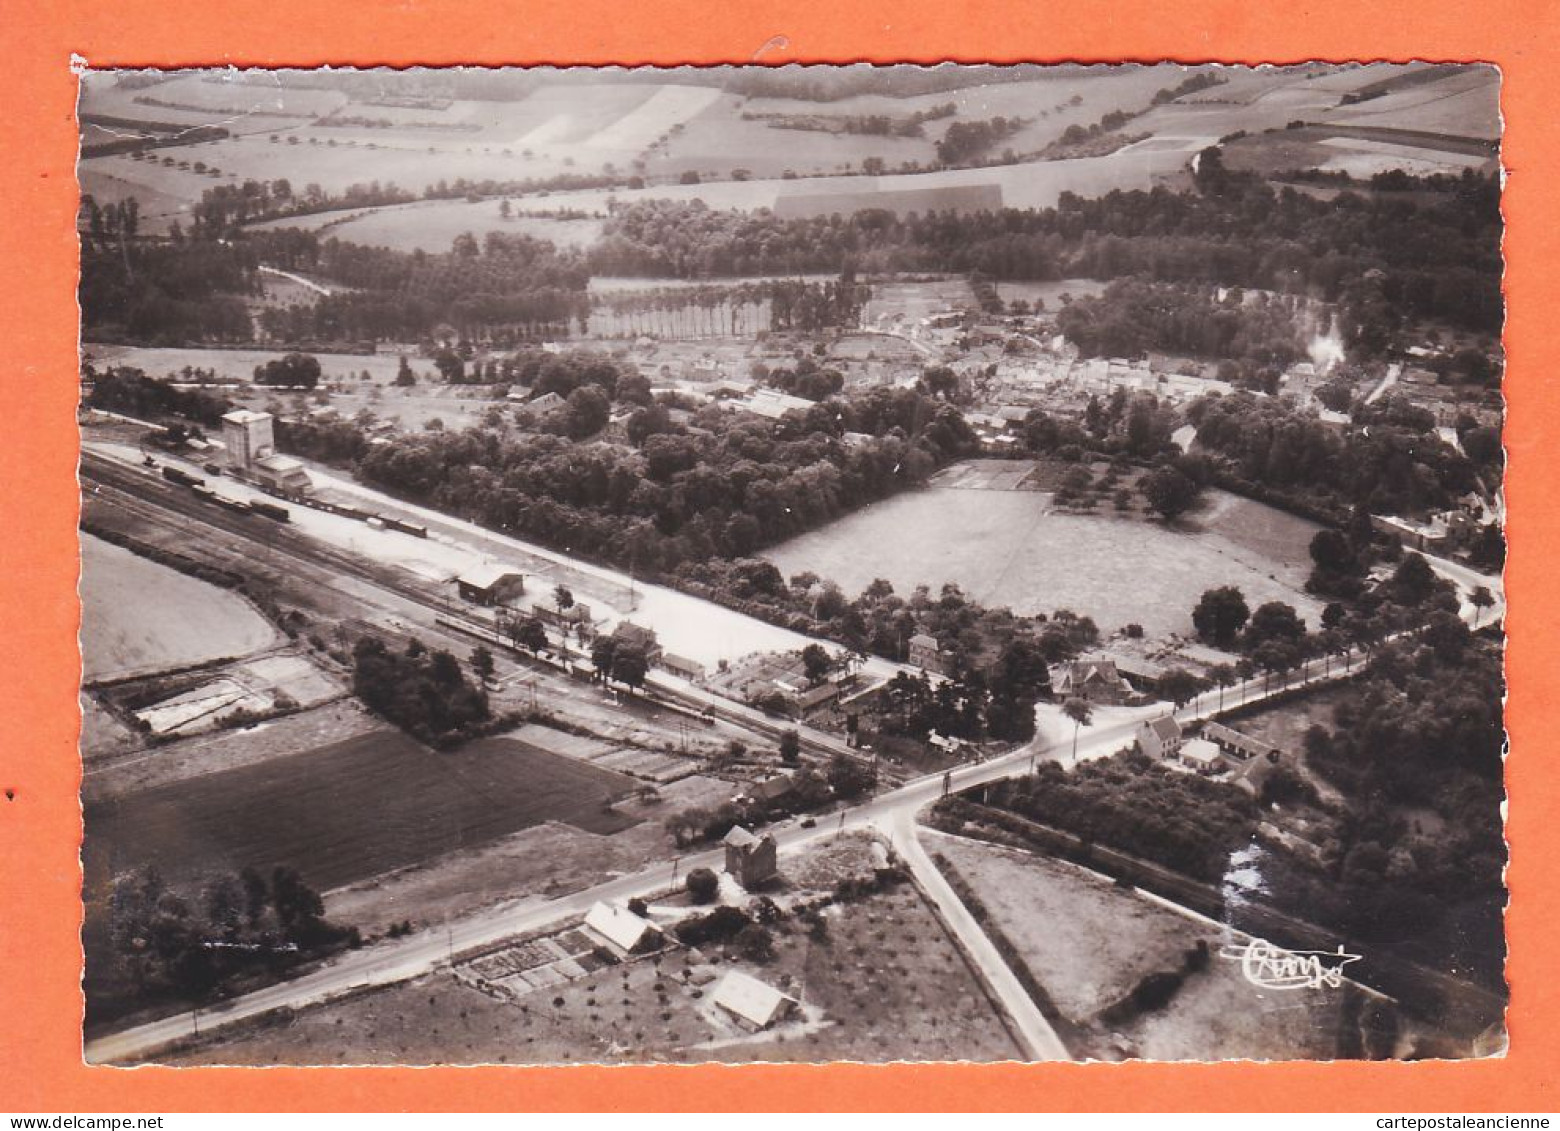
[76,62,1505,1066]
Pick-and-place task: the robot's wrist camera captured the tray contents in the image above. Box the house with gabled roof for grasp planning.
[582,901,663,956]
[1203,721,1281,762]
[1138,715,1183,761]
[1054,658,1130,705]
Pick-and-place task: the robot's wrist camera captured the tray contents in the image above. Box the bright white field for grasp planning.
[81,533,279,682]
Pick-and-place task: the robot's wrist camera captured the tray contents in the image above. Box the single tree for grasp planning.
[779,729,801,765]
[470,645,495,683]
[1209,663,1237,712]
[1158,668,1203,710]
[1192,586,1250,646]
[1140,466,1200,521]
[800,643,833,686]
[1062,697,1093,763]
[613,644,649,695]
[1470,585,1496,627]
[516,616,548,655]
[685,867,720,904]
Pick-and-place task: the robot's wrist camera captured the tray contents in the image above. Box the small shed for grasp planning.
[455,563,526,606]
[253,453,312,495]
[1179,738,1225,773]
[711,970,797,1031]
[661,652,706,681]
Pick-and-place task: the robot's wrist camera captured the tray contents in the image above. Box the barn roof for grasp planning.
[711,970,796,1029]
[457,562,523,591]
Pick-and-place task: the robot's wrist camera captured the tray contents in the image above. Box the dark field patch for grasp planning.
[84,730,640,893]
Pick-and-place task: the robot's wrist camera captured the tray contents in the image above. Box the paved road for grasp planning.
[879,807,1069,1060]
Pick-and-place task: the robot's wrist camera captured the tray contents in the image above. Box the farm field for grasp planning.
[761,468,1323,640]
[1327,66,1501,139]
[83,71,349,121]
[77,167,193,234]
[250,146,1194,254]
[994,277,1108,311]
[82,731,640,895]
[84,344,410,384]
[929,831,1373,1060]
[82,699,380,800]
[81,533,279,682]
[78,62,1498,244]
[253,199,606,254]
[861,277,976,325]
[321,772,734,937]
[161,835,1023,1065]
[642,93,937,182]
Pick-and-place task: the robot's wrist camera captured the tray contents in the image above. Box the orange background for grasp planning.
[1,0,1555,1111]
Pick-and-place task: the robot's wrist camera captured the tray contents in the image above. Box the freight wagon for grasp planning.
[250,500,292,523]
[161,466,204,488]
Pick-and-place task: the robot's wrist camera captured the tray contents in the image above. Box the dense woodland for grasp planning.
[354,379,977,571]
[1290,634,1505,980]
[1188,391,1482,520]
[97,864,354,1021]
[351,636,494,744]
[587,168,1502,349]
[80,218,592,346]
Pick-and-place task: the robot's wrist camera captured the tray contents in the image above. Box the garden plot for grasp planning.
[456,927,607,1002]
[130,653,343,737]
[506,722,696,784]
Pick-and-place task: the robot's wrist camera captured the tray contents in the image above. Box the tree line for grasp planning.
[584,171,1501,345]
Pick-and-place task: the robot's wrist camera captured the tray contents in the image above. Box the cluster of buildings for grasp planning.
[1135,712,1286,794]
[219,409,313,495]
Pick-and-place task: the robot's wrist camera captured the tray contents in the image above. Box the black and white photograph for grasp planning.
[75,62,1506,1067]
